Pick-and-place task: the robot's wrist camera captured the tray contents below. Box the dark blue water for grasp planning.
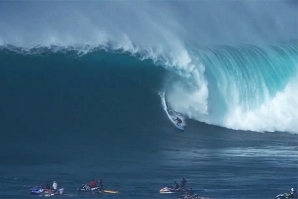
[0,48,297,199]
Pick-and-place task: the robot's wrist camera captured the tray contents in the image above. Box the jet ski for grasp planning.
[159,187,187,194]
[160,186,206,194]
[29,186,64,196]
[30,186,44,195]
[77,184,103,193]
[275,192,297,199]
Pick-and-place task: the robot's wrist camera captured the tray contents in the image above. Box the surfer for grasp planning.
[174,117,182,126]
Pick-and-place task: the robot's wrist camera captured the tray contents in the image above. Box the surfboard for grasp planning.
[170,111,184,131]
[172,119,184,130]
[103,190,118,194]
[159,92,185,131]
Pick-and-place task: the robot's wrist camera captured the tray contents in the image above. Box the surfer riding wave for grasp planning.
[174,117,183,126]
[159,91,185,130]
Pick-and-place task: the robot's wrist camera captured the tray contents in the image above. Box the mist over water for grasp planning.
[0,1,297,47]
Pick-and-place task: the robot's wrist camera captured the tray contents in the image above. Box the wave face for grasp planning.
[166,43,298,133]
[0,1,297,133]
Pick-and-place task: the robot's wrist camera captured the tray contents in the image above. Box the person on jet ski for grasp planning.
[180,178,187,189]
[98,178,103,190]
[290,188,297,198]
[58,187,64,195]
[52,181,58,190]
[89,179,97,188]
[172,181,179,190]
[174,117,182,126]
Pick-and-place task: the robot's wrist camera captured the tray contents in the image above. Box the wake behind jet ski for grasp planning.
[179,194,211,199]
[179,188,211,199]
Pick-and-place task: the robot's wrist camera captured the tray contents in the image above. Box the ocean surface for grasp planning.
[0,1,298,199]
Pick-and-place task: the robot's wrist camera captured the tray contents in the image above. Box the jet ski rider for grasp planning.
[290,188,297,198]
[52,181,58,190]
[180,178,187,189]
[172,181,179,190]
[89,179,97,188]
[98,178,103,190]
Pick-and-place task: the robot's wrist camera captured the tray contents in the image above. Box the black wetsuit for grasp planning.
[98,179,103,190]
[174,182,179,190]
[175,117,182,125]
[180,178,187,189]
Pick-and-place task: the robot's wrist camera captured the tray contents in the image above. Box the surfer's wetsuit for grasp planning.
[174,117,182,126]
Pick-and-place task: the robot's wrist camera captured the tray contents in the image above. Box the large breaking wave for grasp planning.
[0,1,297,133]
[164,43,298,133]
